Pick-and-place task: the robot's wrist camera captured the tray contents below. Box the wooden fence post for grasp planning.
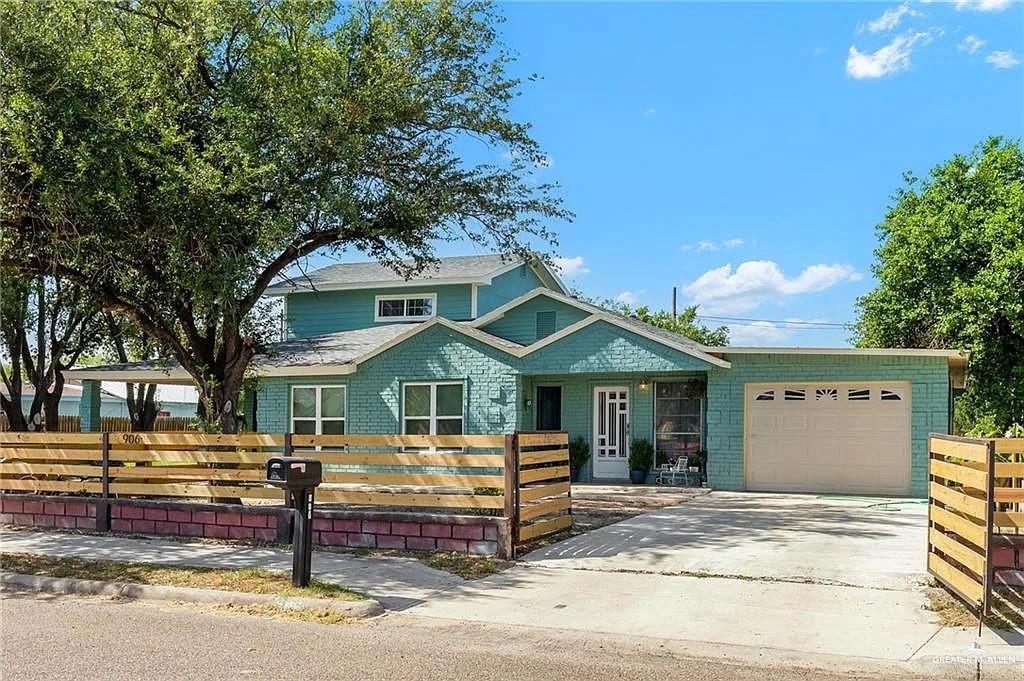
[96,431,111,532]
[982,438,996,627]
[503,433,520,560]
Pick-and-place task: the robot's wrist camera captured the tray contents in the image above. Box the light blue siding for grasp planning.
[705,353,950,497]
[285,284,472,338]
[481,295,591,345]
[475,264,545,316]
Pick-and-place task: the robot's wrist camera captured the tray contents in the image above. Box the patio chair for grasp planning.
[656,457,689,486]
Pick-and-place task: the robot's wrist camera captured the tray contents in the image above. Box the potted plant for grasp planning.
[689,449,708,485]
[628,438,654,484]
[569,436,591,482]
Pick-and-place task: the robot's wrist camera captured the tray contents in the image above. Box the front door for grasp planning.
[593,386,630,479]
[536,385,562,431]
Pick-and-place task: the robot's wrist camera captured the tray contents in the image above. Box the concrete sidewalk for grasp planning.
[0,528,461,610]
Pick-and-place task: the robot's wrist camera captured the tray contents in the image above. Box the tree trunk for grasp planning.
[0,394,28,431]
[43,371,64,432]
[126,382,160,431]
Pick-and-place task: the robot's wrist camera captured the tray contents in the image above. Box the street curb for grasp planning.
[0,571,384,619]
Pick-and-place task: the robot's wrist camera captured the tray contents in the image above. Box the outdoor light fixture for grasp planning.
[524,397,534,409]
[638,379,650,392]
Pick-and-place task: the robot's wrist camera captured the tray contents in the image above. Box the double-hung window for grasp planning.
[375,294,437,322]
[403,382,464,436]
[291,386,346,435]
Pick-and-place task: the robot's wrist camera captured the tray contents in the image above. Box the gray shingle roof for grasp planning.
[257,325,413,368]
[266,254,521,295]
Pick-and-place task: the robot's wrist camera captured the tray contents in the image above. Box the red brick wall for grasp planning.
[1,497,98,530]
[1,494,506,557]
[993,535,1024,587]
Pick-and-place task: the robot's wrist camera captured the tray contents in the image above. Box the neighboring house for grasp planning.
[66,253,967,497]
[0,381,197,420]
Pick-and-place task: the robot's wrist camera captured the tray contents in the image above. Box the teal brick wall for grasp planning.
[705,353,950,497]
[481,295,591,345]
[475,264,545,316]
[78,379,102,432]
[285,284,472,338]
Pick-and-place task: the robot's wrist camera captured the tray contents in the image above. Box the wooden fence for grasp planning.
[0,414,194,433]
[0,430,571,555]
[927,434,1024,621]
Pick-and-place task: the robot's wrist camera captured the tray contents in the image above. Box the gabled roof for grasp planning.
[265,254,568,296]
[471,288,731,368]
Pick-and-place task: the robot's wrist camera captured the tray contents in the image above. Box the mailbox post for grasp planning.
[266,457,323,587]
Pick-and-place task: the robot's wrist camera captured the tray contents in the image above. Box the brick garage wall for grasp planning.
[706,353,951,496]
[1,494,507,557]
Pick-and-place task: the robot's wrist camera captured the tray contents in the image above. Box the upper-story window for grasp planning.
[374,293,437,322]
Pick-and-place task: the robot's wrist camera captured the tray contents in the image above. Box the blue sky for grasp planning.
[310,1,1022,346]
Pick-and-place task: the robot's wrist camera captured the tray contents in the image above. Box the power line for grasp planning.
[696,315,853,328]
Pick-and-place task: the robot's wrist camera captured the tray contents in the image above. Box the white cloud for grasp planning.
[643,107,657,117]
[861,3,919,33]
[682,238,743,252]
[552,256,589,278]
[846,30,937,79]
[986,50,1021,69]
[728,321,791,346]
[682,260,862,314]
[958,35,987,54]
[955,0,1010,11]
[615,290,644,305]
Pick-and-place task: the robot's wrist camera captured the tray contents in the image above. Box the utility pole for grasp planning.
[672,287,677,319]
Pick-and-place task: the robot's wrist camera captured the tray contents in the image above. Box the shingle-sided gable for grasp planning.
[518,319,722,374]
[480,294,591,345]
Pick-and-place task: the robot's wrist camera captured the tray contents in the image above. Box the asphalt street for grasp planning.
[0,591,909,681]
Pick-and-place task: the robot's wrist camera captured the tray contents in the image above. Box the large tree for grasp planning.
[855,137,1024,432]
[0,270,102,431]
[1,0,567,432]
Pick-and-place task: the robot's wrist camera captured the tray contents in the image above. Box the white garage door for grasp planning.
[745,382,911,496]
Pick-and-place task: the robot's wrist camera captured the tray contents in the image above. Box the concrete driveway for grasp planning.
[409,491,1024,671]
[522,491,928,589]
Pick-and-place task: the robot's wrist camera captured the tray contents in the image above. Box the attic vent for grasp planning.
[536,311,557,340]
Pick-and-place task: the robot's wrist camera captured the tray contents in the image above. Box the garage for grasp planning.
[744,381,911,496]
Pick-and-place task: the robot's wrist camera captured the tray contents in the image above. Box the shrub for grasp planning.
[628,439,654,472]
[569,436,591,471]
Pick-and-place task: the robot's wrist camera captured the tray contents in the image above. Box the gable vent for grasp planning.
[536,311,557,340]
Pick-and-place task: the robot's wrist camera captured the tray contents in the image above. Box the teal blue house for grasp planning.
[68,254,967,497]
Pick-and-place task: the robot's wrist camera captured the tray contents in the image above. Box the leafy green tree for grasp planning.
[1,0,567,432]
[610,303,729,347]
[855,137,1023,431]
[0,269,102,431]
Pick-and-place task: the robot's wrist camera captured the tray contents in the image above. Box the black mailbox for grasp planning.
[266,457,322,489]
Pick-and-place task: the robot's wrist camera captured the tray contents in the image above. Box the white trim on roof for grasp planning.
[471,287,602,327]
[714,347,967,358]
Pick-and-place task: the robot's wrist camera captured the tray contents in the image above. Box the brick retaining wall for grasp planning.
[0,494,507,557]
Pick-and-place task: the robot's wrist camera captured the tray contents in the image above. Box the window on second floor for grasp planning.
[374,294,437,322]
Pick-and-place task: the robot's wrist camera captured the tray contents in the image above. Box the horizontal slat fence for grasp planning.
[928,434,1024,625]
[0,414,194,433]
[1,430,576,554]
[512,432,572,546]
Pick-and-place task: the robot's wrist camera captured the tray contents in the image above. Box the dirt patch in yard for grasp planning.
[569,485,710,533]
[0,552,365,601]
[924,584,1024,630]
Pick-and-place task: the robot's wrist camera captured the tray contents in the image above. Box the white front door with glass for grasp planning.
[291,386,346,435]
[593,386,630,479]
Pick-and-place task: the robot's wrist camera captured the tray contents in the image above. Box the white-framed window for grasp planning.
[402,381,464,437]
[654,382,702,467]
[291,385,346,435]
[374,293,437,322]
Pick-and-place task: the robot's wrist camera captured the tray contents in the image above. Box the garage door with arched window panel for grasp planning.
[744,382,911,496]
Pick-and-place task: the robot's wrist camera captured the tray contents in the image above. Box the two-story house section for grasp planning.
[69,253,965,495]
[266,254,569,339]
